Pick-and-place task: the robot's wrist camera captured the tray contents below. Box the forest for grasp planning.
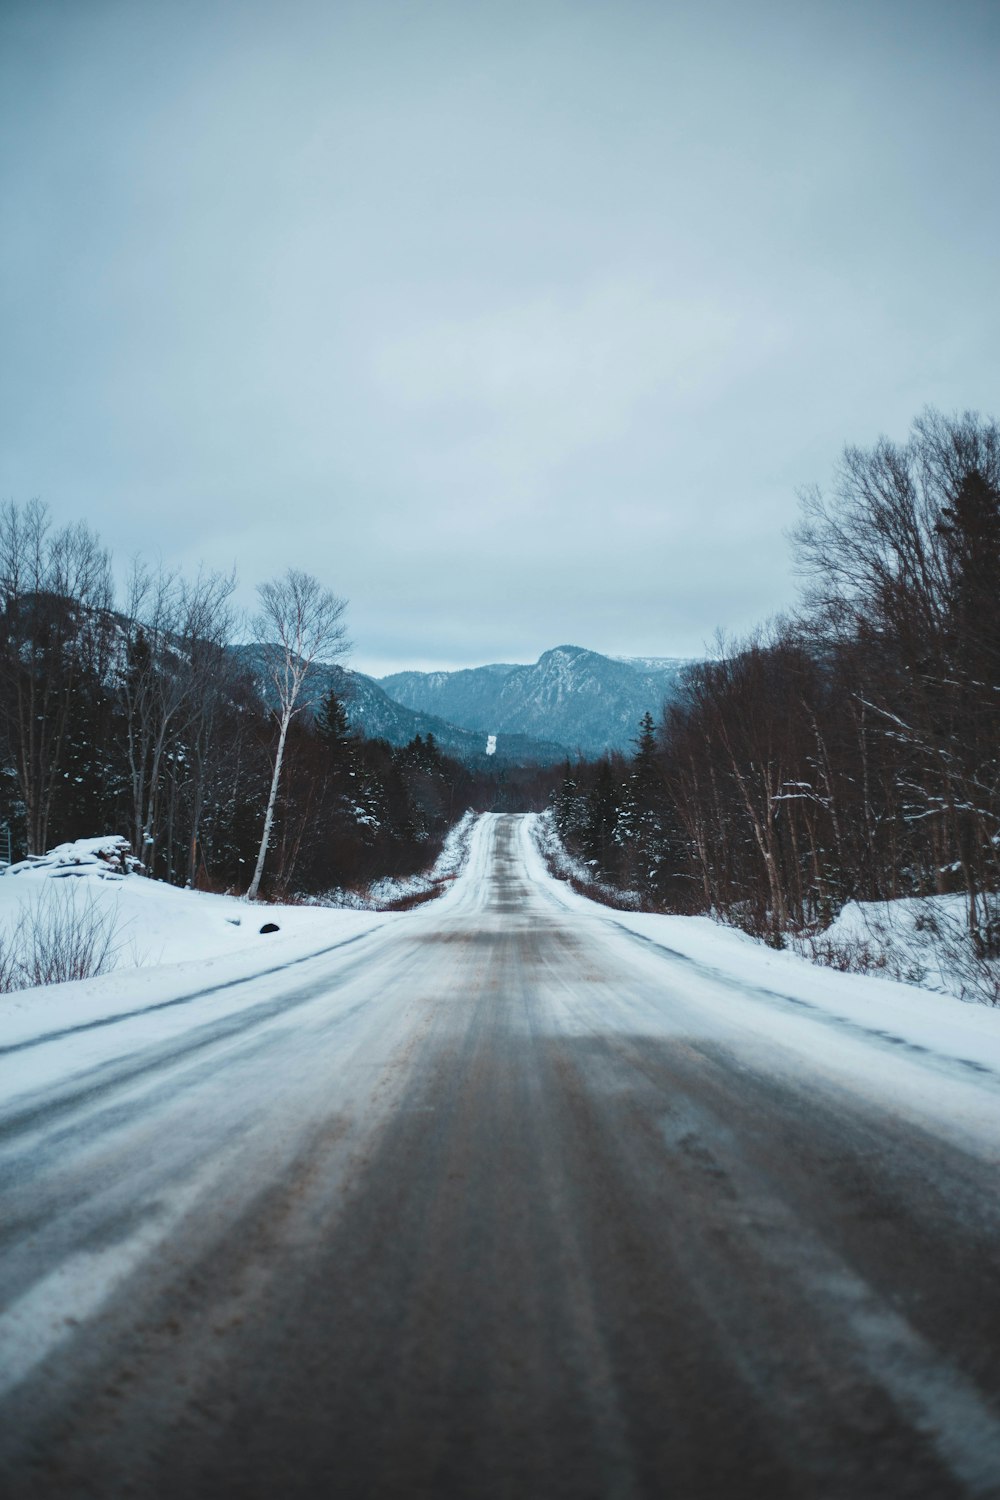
[551,408,1000,988]
[3,406,997,968]
[0,514,500,899]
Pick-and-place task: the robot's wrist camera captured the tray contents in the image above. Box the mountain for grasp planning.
[380,645,693,757]
[230,646,568,766]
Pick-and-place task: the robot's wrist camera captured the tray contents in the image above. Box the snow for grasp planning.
[486,735,497,755]
[524,816,1000,1117]
[611,654,691,672]
[0,841,399,1049]
[0,853,372,964]
[318,810,476,909]
[0,1171,211,1403]
[3,813,999,1151]
[533,809,643,908]
[0,815,479,1047]
[369,809,474,903]
[2,810,1000,1411]
[794,893,999,1004]
[5,835,143,880]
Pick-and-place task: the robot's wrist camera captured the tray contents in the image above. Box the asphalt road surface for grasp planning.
[1,814,999,1498]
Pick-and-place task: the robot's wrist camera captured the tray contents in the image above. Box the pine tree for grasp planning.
[315,687,356,757]
[585,761,620,877]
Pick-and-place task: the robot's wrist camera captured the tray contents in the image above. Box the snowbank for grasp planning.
[0,835,393,1006]
[318,811,477,910]
[533,814,999,1008]
[522,815,1000,1072]
[533,810,643,910]
[0,815,480,1015]
[794,893,1000,1006]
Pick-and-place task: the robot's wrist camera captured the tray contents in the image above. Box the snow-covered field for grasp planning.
[0,816,486,1051]
[0,840,395,1046]
[0,839,385,956]
[4,816,999,1079]
[6,812,999,1219]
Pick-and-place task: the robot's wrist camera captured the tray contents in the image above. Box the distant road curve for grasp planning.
[1,814,999,1498]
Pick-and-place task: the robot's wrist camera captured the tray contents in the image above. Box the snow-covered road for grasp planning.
[2,813,999,1497]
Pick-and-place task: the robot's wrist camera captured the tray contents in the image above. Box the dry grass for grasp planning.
[0,887,123,993]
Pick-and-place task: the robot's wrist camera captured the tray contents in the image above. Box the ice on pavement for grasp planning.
[1,814,999,1150]
[1,812,999,1419]
[529,810,1000,1062]
[520,817,1000,1123]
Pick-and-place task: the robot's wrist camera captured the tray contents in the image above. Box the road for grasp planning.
[1,813,1000,1498]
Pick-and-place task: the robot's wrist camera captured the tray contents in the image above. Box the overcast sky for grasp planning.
[2,0,998,675]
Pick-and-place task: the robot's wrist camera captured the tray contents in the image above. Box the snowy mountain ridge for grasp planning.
[379,645,695,757]
[233,642,696,762]
[231,646,568,765]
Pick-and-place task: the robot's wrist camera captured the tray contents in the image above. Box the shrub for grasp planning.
[0,888,123,992]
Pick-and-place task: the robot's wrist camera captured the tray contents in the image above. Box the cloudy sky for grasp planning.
[2,0,997,675]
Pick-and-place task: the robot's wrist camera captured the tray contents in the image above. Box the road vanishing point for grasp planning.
[1,814,999,1498]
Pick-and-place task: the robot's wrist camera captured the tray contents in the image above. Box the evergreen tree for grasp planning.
[584,760,621,877]
[314,686,355,754]
[315,687,359,796]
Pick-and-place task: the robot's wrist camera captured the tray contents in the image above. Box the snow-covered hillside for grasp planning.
[381,645,694,755]
[231,645,567,765]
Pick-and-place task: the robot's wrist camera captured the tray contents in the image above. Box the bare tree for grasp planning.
[0,500,113,853]
[182,597,240,888]
[246,569,348,900]
[793,408,1000,950]
[118,561,236,876]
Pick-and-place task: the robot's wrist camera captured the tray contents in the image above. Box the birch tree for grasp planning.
[247,569,348,900]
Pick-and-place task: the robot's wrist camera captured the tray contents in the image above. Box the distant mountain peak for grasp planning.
[231,644,567,766]
[379,645,695,757]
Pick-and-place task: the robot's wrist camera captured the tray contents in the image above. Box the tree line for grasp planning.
[551,408,1000,963]
[0,504,472,898]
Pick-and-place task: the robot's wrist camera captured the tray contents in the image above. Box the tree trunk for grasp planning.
[247,711,290,900]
